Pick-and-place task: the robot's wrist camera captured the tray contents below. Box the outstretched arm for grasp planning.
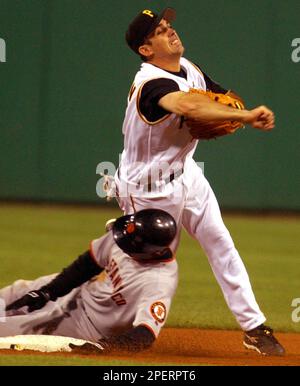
[6,250,103,312]
[159,91,274,131]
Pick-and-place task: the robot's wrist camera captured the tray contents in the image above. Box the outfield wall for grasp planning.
[0,0,299,209]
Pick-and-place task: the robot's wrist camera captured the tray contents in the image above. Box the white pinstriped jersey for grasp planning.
[83,232,178,339]
[118,57,206,186]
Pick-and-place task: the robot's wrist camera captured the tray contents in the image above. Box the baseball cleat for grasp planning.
[243,324,285,356]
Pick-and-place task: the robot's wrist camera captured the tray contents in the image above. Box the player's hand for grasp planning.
[242,106,275,131]
[5,289,51,313]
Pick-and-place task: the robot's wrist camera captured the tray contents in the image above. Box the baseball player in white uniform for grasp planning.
[0,209,177,352]
[115,7,284,356]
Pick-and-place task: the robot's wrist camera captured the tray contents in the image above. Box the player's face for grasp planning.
[144,19,184,60]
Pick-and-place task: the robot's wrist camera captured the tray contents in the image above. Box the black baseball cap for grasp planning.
[126,8,176,54]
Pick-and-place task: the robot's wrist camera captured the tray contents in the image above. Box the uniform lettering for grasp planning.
[142,10,154,18]
[112,275,122,288]
[109,267,118,281]
[291,38,300,63]
[111,292,126,305]
[0,38,6,63]
[108,258,118,271]
[107,259,126,305]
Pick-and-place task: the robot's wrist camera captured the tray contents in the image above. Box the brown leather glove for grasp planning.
[185,89,245,140]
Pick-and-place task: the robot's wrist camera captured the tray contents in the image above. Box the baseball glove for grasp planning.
[185,89,245,140]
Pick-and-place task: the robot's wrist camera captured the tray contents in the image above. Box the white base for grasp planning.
[0,335,101,353]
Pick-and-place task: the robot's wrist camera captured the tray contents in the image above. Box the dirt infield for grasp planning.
[1,328,299,366]
[107,328,300,366]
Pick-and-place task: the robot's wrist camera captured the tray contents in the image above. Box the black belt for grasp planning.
[143,168,184,192]
[117,168,184,193]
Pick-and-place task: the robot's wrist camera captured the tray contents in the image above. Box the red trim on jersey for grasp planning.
[89,241,98,265]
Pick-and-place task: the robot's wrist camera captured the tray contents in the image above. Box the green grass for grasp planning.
[0,353,189,366]
[0,203,299,337]
[0,204,124,280]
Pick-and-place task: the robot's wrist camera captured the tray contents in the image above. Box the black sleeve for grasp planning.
[100,325,155,352]
[139,78,180,122]
[41,251,103,300]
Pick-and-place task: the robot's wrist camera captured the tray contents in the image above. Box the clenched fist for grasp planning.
[242,106,275,131]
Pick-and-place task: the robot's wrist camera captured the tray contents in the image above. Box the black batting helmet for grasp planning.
[112,209,177,261]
